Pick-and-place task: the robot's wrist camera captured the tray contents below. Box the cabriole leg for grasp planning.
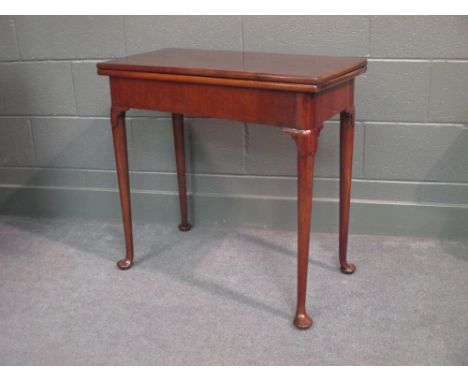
[110,106,134,270]
[339,108,356,275]
[284,128,319,330]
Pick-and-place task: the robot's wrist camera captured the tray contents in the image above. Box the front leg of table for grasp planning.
[171,113,192,232]
[283,128,319,330]
[110,106,134,270]
[339,108,356,274]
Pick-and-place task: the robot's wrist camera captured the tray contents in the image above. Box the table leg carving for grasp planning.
[172,113,192,232]
[339,108,356,275]
[110,106,134,270]
[283,127,319,330]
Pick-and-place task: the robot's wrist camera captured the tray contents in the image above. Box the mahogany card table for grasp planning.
[97,48,367,330]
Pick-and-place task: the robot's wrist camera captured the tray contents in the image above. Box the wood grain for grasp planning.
[98,48,367,89]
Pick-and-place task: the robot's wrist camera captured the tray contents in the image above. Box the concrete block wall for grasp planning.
[1,16,467,237]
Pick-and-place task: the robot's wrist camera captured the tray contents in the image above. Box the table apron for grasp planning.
[109,77,354,129]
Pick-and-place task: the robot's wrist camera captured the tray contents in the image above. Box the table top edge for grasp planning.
[97,48,367,87]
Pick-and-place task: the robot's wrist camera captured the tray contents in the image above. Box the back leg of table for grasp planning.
[111,106,134,270]
[172,113,192,231]
[339,108,356,275]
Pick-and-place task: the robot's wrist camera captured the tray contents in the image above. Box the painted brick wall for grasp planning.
[1,16,467,237]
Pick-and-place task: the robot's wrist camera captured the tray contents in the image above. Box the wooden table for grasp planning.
[97,48,367,330]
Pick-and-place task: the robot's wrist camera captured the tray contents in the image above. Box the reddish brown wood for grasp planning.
[283,128,319,330]
[109,77,305,128]
[172,113,191,231]
[99,66,365,94]
[98,48,366,89]
[98,49,367,330]
[339,108,356,274]
[108,77,355,130]
[103,69,322,92]
[311,80,355,127]
[110,106,133,270]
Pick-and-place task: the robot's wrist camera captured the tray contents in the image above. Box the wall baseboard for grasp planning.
[1,183,467,239]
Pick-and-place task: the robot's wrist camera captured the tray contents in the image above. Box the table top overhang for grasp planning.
[97,48,367,92]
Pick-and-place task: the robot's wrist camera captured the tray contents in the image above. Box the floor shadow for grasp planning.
[140,227,294,320]
[235,230,338,273]
[0,216,293,322]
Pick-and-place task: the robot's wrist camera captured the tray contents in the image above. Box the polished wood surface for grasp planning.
[339,108,357,275]
[109,76,308,128]
[283,128,319,329]
[110,106,133,270]
[98,48,366,90]
[172,113,191,232]
[98,49,367,329]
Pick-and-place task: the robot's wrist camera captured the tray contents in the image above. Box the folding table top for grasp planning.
[97,48,367,89]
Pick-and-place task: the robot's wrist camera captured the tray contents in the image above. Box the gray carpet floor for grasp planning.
[0,215,467,365]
